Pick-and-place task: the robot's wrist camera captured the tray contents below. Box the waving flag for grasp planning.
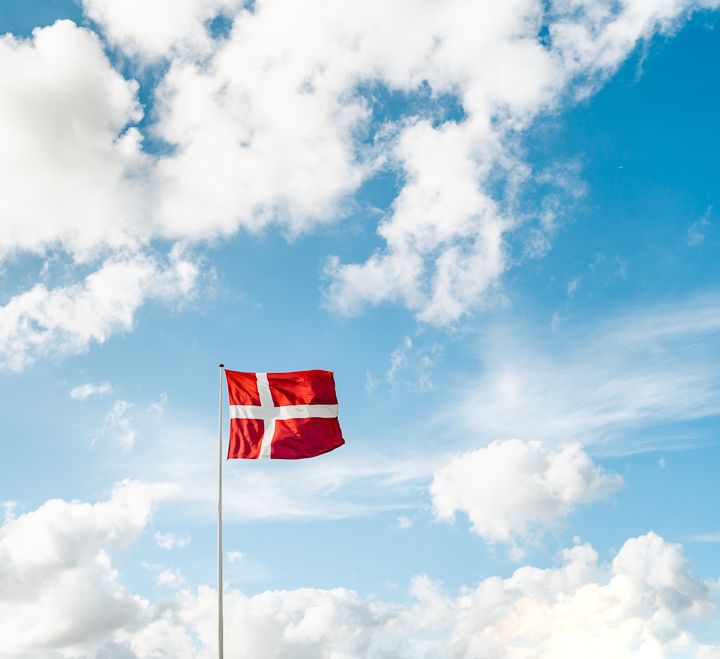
[225,369,344,459]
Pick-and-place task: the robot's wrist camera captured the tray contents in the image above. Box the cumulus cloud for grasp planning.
[0,21,148,261]
[148,4,370,242]
[82,0,243,60]
[0,480,177,658]
[0,250,198,371]
[0,479,388,657]
[400,532,718,658]
[323,0,717,324]
[2,488,716,659]
[2,1,715,363]
[70,382,114,400]
[325,116,509,324]
[1,502,16,525]
[123,545,718,657]
[0,21,195,370]
[431,440,621,548]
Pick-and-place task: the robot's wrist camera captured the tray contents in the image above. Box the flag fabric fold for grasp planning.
[225,368,345,459]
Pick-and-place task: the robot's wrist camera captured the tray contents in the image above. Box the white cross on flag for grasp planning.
[224,369,345,459]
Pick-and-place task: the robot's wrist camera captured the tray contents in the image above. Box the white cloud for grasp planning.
[4,490,716,659]
[366,335,442,393]
[89,392,429,523]
[1,502,16,525]
[141,422,429,521]
[148,4,370,242]
[325,115,510,324]
[98,393,169,452]
[402,532,719,658]
[687,533,720,543]
[687,207,712,246]
[156,568,187,589]
[84,293,720,528]
[82,0,243,60]
[0,22,197,371]
[155,531,191,550]
[323,0,716,324]
[0,21,148,262]
[0,479,715,657]
[387,336,414,386]
[451,293,720,455]
[150,547,716,658]
[0,1,716,363]
[92,294,720,525]
[70,382,114,400]
[431,440,621,548]
[0,480,177,658]
[0,250,198,371]
[101,400,137,450]
[567,276,581,297]
[189,585,392,658]
[397,516,414,530]
[227,550,244,564]
[364,370,379,394]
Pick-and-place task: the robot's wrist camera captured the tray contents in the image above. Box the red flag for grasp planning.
[225,369,345,459]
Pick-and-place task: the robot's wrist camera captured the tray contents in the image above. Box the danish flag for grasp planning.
[224,369,345,459]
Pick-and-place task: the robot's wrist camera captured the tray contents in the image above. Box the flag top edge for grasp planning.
[224,368,334,377]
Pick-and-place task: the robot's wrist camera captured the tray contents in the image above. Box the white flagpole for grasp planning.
[218,363,225,659]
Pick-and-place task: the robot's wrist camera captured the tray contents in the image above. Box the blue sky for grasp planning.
[1,1,719,657]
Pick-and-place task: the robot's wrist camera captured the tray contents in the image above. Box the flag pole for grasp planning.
[218,363,225,659]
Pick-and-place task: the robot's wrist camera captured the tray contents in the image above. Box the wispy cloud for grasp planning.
[70,382,113,400]
[99,400,137,451]
[95,292,720,521]
[103,409,432,522]
[447,292,720,457]
[366,336,442,394]
[686,533,720,543]
[96,393,168,452]
[687,207,712,246]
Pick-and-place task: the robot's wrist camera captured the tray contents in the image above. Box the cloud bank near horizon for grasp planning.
[1,482,717,658]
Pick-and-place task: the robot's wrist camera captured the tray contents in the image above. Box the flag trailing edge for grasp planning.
[224,368,345,459]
